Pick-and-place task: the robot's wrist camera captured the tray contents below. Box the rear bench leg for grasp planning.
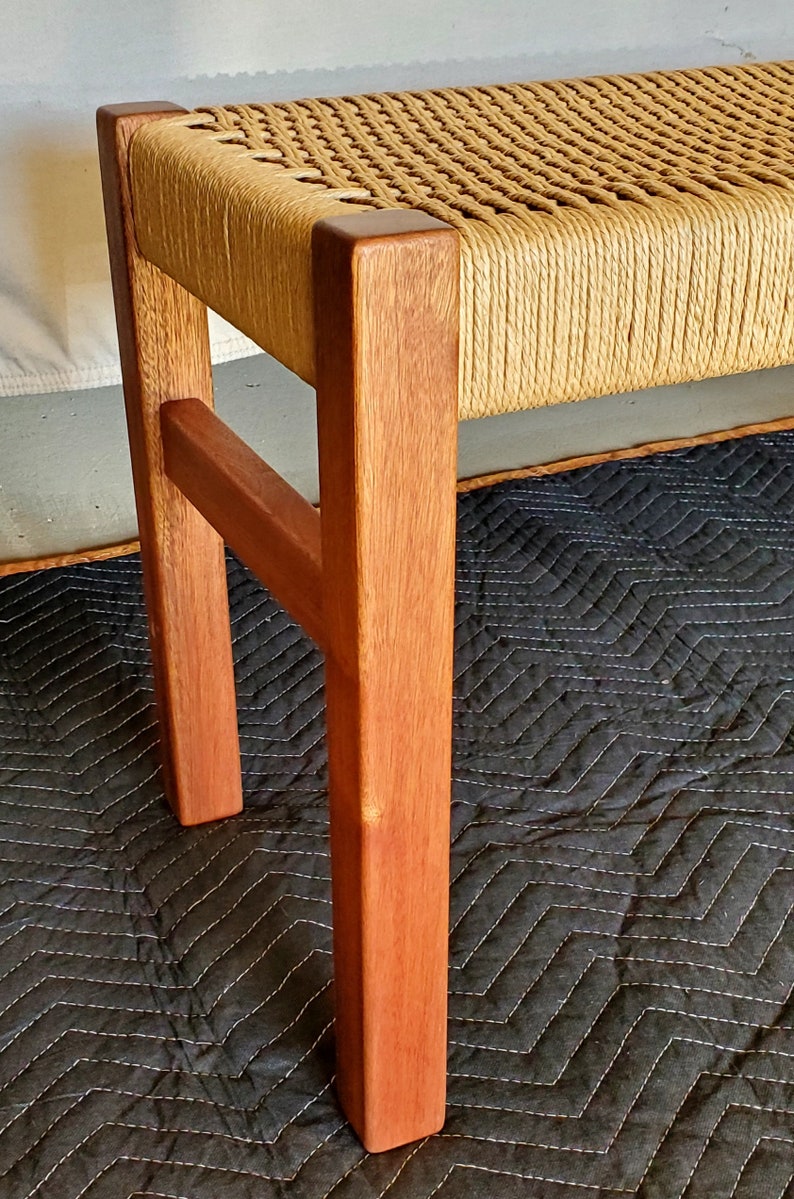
[97,104,242,826]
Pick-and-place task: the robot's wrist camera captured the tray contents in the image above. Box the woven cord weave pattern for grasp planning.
[130,62,794,418]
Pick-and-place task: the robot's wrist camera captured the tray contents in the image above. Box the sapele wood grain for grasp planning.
[313,210,460,1152]
[161,398,324,647]
[97,104,242,826]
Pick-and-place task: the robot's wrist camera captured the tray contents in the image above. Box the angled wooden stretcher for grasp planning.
[97,60,794,1151]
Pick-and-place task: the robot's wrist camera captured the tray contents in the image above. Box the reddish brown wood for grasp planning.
[97,104,242,826]
[0,540,141,577]
[161,398,325,646]
[313,210,460,1151]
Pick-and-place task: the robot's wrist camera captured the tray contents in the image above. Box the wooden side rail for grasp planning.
[161,398,324,647]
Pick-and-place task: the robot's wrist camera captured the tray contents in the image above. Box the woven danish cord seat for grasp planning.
[129,60,794,419]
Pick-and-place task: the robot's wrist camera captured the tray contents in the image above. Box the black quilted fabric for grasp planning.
[2,434,794,1197]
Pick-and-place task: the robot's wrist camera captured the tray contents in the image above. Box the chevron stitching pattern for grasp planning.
[1,432,794,1196]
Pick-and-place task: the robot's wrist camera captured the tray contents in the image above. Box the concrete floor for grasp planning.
[3,352,794,564]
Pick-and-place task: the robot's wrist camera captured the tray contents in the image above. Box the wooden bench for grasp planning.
[97,60,794,1152]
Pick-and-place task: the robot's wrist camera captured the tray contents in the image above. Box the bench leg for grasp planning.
[313,212,460,1151]
[97,105,242,826]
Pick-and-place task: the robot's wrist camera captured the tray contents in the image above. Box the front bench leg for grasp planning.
[97,105,242,826]
[313,212,460,1151]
